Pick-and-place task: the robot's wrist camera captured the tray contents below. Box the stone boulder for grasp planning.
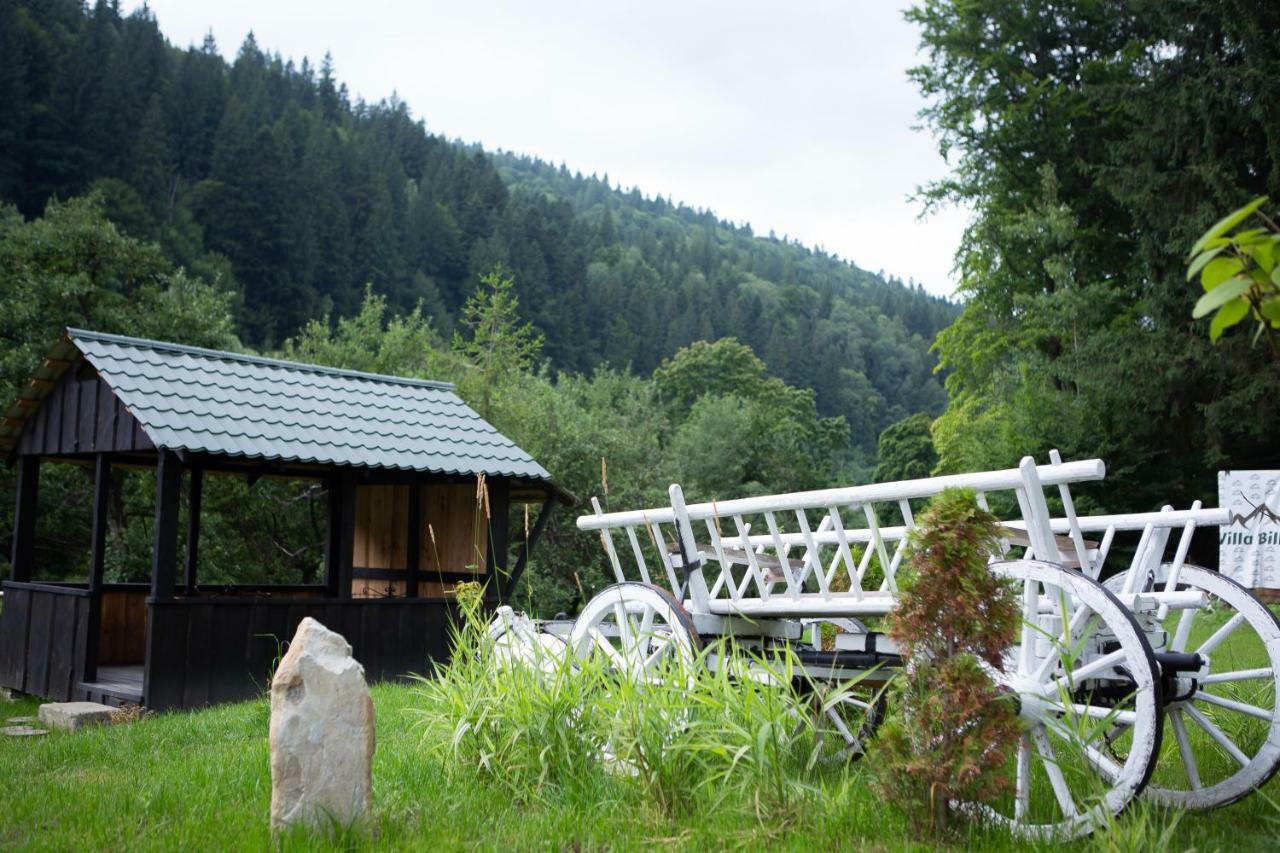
[38,701,114,731]
[269,618,375,833]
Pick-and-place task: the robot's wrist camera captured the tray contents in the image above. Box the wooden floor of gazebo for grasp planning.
[81,665,143,705]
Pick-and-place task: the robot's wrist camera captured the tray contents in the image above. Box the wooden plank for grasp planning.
[25,591,53,697]
[390,485,409,570]
[337,604,363,663]
[373,486,393,569]
[359,604,381,680]
[209,604,251,704]
[98,590,122,664]
[181,604,214,708]
[244,603,274,691]
[131,592,149,662]
[47,593,77,701]
[60,372,77,453]
[397,604,423,678]
[424,600,455,673]
[43,378,61,454]
[40,381,59,450]
[114,397,132,449]
[0,586,32,690]
[94,379,114,452]
[405,486,421,598]
[131,417,148,451]
[354,485,373,570]
[144,603,187,711]
[76,374,95,452]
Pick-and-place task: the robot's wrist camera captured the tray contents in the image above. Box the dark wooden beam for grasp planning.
[184,466,203,591]
[9,456,39,582]
[323,474,350,597]
[327,471,356,599]
[150,449,183,600]
[503,497,555,603]
[405,484,421,598]
[84,453,111,682]
[353,567,481,583]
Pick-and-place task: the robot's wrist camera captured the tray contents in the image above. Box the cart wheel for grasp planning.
[972,560,1163,840]
[1104,564,1280,809]
[488,606,568,673]
[569,582,702,680]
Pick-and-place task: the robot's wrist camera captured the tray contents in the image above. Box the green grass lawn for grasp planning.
[3,597,1280,852]
[0,676,1276,852]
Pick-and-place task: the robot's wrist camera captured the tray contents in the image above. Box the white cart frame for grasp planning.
[564,455,1280,838]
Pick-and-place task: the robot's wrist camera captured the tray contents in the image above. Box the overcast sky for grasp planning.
[127,1,969,297]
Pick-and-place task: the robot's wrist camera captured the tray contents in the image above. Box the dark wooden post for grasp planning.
[9,455,39,582]
[84,453,111,681]
[405,483,421,599]
[485,478,510,602]
[324,471,356,599]
[150,449,182,600]
[184,466,203,592]
[503,496,555,602]
[323,475,340,597]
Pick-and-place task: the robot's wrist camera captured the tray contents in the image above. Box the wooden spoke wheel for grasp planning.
[488,606,569,674]
[1104,564,1280,809]
[569,582,702,680]
[973,560,1163,841]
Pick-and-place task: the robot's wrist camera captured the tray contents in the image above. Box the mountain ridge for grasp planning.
[0,0,955,451]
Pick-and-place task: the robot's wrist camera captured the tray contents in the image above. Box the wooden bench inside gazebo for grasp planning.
[0,329,569,710]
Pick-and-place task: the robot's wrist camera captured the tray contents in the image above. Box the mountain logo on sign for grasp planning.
[1227,494,1280,528]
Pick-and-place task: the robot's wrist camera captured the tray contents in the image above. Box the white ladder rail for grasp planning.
[1158,500,1202,619]
[1049,449,1093,574]
[591,496,627,584]
[669,484,713,614]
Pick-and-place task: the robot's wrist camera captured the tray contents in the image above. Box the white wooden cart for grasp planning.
[499,456,1280,838]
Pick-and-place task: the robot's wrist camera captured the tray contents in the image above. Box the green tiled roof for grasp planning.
[10,328,554,483]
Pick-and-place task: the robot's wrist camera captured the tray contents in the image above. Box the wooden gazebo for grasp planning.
[0,329,568,710]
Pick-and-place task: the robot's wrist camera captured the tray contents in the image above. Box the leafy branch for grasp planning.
[1187,196,1280,357]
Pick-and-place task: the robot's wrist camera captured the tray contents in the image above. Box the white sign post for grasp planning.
[1218,470,1280,592]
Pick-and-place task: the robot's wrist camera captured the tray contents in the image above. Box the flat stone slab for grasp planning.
[6,716,38,723]
[37,701,116,732]
[3,725,47,737]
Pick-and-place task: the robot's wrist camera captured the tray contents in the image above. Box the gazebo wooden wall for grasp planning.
[352,483,491,598]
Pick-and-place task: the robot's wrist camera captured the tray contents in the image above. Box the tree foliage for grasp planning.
[1186,196,1280,355]
[872,412,937,483]
[910,0,1280,513]
[454,270,544,420]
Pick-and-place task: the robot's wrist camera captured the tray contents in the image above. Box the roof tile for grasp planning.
[67,329,552,481]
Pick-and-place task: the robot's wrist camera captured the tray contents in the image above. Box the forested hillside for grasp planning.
[0,0,954,456]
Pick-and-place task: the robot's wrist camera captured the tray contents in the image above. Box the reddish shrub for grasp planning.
[870,487,1021,837]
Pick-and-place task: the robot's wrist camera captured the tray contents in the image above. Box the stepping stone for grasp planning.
[2,725,47,737]
[37,701,115,732]
[6,716,38,723]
